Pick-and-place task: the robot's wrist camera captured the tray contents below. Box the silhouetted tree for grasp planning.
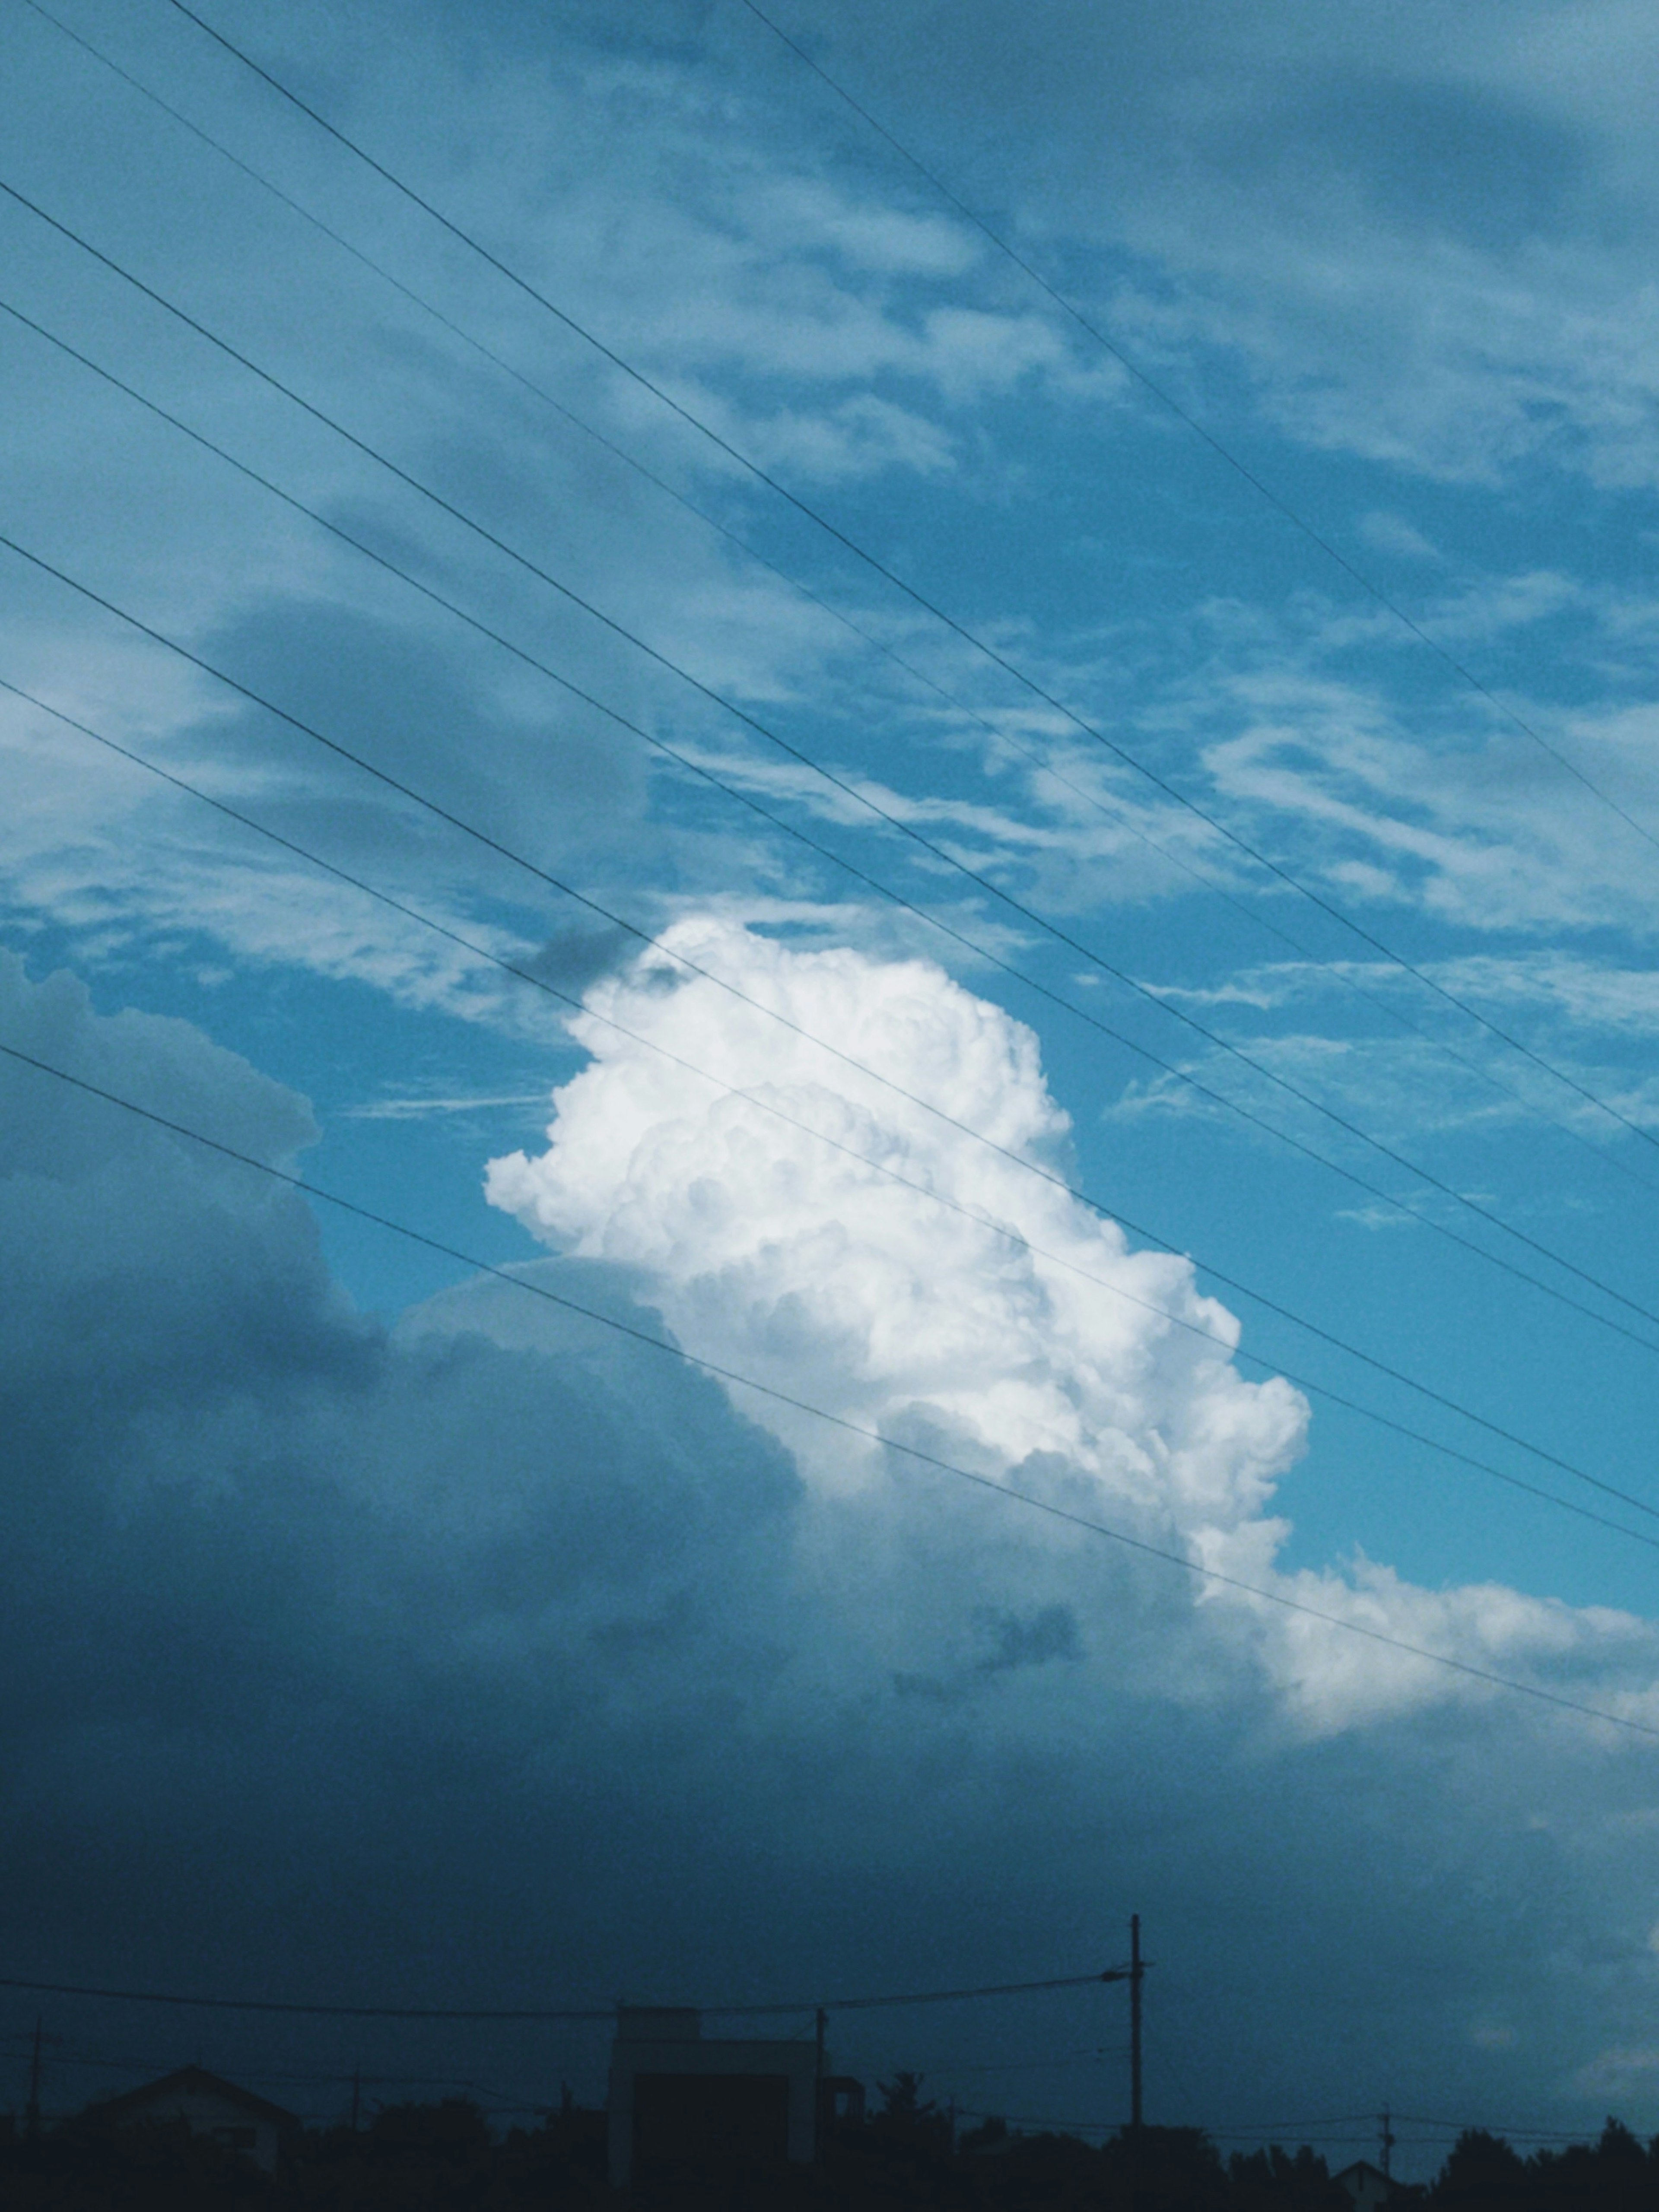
[958,2114,1009,2154]
[1229,2142,1348,2212]
[1100,2123,1228,2212]
[25,2087,1659,2212]
[1430,2127,1527,2210]
[871,2070,953,2154]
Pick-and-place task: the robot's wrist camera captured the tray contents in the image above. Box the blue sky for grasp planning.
[7,0,1659,2171]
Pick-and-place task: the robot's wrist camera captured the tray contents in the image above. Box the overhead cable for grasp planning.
[8,510,1659,1517]
[0,1965,1117,2024]
[0,224,1653,1357]
[3,1035,1659,1744]
[1391,2112,1608,2140]
[734,0,1659,871]
[153,0,1659,1159]
[25,0,1659,1217]
[9,665,1659,1552]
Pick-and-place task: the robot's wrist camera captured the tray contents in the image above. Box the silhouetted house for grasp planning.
[607,2006,827,2187]
[87,2066,296,2174]
[1333,2159,1398,2209]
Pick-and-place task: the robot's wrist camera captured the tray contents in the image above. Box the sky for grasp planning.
[5,0,1659,2177]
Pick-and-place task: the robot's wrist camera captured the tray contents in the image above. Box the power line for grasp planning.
[1199,2114,1380,2131]
[3,1034,1658,1744]
[0,192,1586,1308]
[719,1972,1133,2016]
[6,2034,577,2118]
[3,24,1655,1531]
[1392,2112,1615,2141]
[950,2107,1399,2143]
[3,232,1655,1363]
[154,0,1659,1164]
[732,0,1659,872]
[932,2048,1133,2078]
[950,2101,1605,2146]
[0,1965,1116,2024]
[953,2110,1572,2146]
[7,557,1658,1533]
[5,13,1656,1578]
[27,0,1659,1223]
[1,2044,461,2091]
[952,2108,1118,2135]
[13,2026,1619,2149]
[10,588,1659,1548]
[6,0,1264,930]
[10,683,1658,1562]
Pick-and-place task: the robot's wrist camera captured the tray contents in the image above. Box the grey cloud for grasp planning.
[0,950,316,1171]
[1264,71,1588,248]
[521,923,638,999]
[194,596,647,870]
[756,0,1607,246]
[7,950,1659,2160]
[702,0,1659,484]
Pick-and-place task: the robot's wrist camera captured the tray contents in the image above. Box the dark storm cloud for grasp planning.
[7,947,1659,2151]
[0,946,805,2006]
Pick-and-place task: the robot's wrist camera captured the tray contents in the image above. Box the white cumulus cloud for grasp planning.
[486,918,1659,1734]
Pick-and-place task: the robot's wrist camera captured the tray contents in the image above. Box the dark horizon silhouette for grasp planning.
[7,2061,1659,2210]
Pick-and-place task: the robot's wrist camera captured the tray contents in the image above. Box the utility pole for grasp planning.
[1100,1918,1149,2139]
[814,2007,827,2165]
[25,2017,45,2141]
[1128,1916,1144,2133]
[1379,2106,1395,2183]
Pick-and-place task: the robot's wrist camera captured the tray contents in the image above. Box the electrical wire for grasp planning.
[0,2031,1624,2151]
[1392,2111,1617,2141]
[25,0,1659,1231]
[9,598,1659,1544]
[0,39,1631,2153]
[4,190,1627,1334]
[933,2048,1132,2077]
[3,30,1659,1663]
[1199,2113,1379,2132]
[950,2108,1532,2145]
[3,1033,1659,1744]
[154,0,1659,1166]
[7,557,1658,1531]
[6,0,1277,936]
[724,1971,1136,2016]
[733,0,1659,872]
[0,1967,1116,2025]
[9,667,1659,1556]
[2,2041,541,2098]
[2,232,1656,1366]
[3,22,1656,1593]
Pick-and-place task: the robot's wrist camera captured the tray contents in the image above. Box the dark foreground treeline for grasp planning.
[3,2093,1657,2211]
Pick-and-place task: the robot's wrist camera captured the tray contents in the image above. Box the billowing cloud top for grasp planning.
[486,920,1656,1737]
[486,918,1306,1523]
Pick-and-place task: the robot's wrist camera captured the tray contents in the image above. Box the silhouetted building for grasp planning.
[1333,2159,1398,2209]
[607,2006,821,2187]
[87,2066,296,2173]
